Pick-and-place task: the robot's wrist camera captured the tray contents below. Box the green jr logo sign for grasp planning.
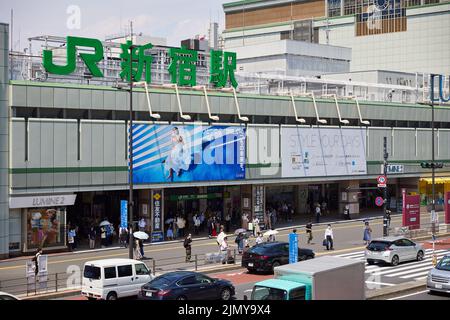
[43,36,238,88]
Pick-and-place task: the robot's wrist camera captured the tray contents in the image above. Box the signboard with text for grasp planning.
[402,190,420,230]
[120,200,128,229]
[151,190,164,243]
[281,127,367,178]
[289,233,298,264]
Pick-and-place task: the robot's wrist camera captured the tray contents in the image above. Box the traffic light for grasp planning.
[420,162,444,169]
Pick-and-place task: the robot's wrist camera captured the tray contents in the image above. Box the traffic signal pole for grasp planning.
[383,137,389,237]
[431,88,436,236]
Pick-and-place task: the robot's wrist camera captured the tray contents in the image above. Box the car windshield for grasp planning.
[252,286,287,300]
[436,256,450,271]
[84,265,101,280]
[367,241,391,251]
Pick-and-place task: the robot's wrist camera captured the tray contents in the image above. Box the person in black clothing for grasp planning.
[32,248,43,276]
[184,234,192,262]
[306,222,313,244]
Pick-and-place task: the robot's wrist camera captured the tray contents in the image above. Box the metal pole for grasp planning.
[431,90,436,236]
[128,45,135,259]
[383,137,389,237]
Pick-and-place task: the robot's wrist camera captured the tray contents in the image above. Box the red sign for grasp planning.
[402,190,420,230]
[375,197,384,207]
[445,192,450,224]
[377,176,387,184]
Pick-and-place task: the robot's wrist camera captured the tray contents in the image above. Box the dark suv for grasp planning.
[242,242,315,273]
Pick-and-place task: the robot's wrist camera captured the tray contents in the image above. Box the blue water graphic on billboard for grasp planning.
[132,124,246,184]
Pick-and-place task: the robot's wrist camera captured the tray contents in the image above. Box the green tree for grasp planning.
[210,50,238,88]
[168,46,198,86]
[120,41,153,83]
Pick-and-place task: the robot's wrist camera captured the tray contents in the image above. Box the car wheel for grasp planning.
[428,290,437,295]
[272,261,281,272]
[220,287,232,301]
[306,255,314,260]
[106,292,117,301]
[391,255,400,266]
[416,250,424,261]
[176,295,187,301]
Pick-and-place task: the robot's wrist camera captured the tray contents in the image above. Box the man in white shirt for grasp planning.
[177,216,186,238]
[255,232,264,245]
[324,224,334,250]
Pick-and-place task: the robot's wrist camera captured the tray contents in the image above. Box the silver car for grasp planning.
[365,236,424,266]
[427,254,450,294]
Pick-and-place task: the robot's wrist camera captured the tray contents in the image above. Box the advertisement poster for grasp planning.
[281,127,367,178]
[253,185,265,224]
[132,124,246,183]
[26,208,66,250]
[151,190,164,243]
[402,190,421,230]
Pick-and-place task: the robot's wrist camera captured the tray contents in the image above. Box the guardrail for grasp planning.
[390,222,443,239]
[0,249,238,298]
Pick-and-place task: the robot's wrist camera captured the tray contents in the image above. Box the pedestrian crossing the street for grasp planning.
[334,249,449,284]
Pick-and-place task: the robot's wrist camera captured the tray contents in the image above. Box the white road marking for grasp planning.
[400,270,433,279]
[385,264,440,277]
[365,281,395,287]
[388,290,429,300]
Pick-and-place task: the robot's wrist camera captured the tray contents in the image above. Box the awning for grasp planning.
[420,178,450,184]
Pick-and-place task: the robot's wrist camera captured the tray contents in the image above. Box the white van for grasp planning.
[81,259,154,300]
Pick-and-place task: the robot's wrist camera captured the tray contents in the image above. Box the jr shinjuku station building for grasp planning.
[0,0,450,258]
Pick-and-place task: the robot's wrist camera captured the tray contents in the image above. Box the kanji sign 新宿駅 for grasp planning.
[43,36,238,88]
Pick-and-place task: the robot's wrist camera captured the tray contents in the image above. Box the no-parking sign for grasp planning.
[377,175,387,188]
[375,197,384,207]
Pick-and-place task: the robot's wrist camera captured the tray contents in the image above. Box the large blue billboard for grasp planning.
[132,124,246,184]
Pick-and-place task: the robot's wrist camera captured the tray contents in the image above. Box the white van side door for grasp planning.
[134,263,152,292]
[103,266,118,297]
[116,264,135,297]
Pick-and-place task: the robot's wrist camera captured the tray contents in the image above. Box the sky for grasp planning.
[0,0,227,52]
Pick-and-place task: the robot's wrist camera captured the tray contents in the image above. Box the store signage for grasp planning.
[9,194,77,209]
[132,124,246,184]
[120,200,128,229]
[43,36,238,88]
[281,127,367,178]
[289,233,298,264]
[253,185,265,223]
[151,190,164,243]
[169,193,222,201]
[382,164,404,174]
[402,190,420,230]
[430,74,450,103]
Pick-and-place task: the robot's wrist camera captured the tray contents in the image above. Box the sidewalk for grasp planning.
[1,209,396,263]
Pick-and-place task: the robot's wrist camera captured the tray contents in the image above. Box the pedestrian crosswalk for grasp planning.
[334,249,449,283]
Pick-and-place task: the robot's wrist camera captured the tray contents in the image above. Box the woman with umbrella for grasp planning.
[133,231,149,259]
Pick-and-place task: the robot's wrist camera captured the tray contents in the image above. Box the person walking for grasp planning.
[88,226,96,249]
[343,204,351,220]
[306,221,313,245]
[252,217,260,237]
[100,226,107,248]
[255,232,264,245]
[235,233,244,254]
[386,210,391,228]
[225,212,231,233]
[32,248,43,277]
[363,222,373,245]
[184,234,193,262]
[324,224,334,250]
[166,222,174,241]
[315,204,321,223]
[193,214,201,235]
[67,228,76,251]
[220,237,229,264]
[139,239,146,259]
[133,239,142,260]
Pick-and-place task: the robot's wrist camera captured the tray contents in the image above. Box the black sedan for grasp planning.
[242,242,315,273]
[138,271,235,301]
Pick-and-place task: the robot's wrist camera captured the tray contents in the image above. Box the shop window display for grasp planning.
[26,208,66,250]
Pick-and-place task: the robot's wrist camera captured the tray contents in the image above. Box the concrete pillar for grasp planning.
[0,23,9,259]
[339,180,360,217]
[294,185,309,215]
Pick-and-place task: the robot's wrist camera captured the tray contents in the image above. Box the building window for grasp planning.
[423,0,439,4]
[344,0,357,15]
[328,0,342,17]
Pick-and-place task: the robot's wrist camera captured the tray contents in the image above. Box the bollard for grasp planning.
[152,259,156,276]
[195,255,198,271]
[55,273,58,292]
[383,217,388,237]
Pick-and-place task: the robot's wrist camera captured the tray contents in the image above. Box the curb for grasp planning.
[366,280,427,300]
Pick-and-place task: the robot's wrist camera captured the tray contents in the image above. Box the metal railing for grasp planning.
[0,249,238,298]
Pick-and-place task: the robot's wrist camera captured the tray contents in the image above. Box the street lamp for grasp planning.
[192,85,220,121]
[163,83,192,121]
[220,87,249,122]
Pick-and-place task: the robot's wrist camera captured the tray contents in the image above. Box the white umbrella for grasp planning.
[133,231,149,240]
[217,232,228,245]
[99,221,111,227]
[263,230,279,237]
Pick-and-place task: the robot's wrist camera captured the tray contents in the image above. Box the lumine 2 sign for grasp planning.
[43,36,238,88]
[430,74,450,103]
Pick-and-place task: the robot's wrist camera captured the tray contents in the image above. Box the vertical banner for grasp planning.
[445,192,450,225]
[252,185,265,225]
[289,233,298,264]
[151,190,164,243]
[120,200,128,229]
[402,189,421,230]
